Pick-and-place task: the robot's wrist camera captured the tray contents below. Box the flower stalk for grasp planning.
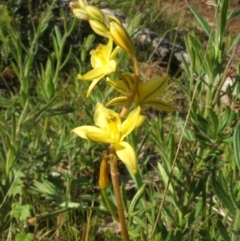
[69,1,175,239]
[109,150,130,241]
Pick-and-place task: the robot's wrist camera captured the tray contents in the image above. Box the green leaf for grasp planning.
[211,175,235,216]
[7,169,25,197]
[121,182,128,212]
[15,232,34,241]
[167,133,175,165]
[217,220,230,241]
[60,45,73,70]
[131,216,146,230]
[188,5,211,36]
[187,199,203,226]
[218,107,230,132]
[128,184,145,214]
[12,203,31,221]
[52,36,59,57]
[157,163,174,194]
[233,124,240,170]
[228,9,240,20]
[54,25,62,48]
[196,114,209,133]
[33,179,67,205]
[220,0,229,36]
[207,109,218,139]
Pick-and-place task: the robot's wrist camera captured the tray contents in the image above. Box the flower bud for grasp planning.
[109,21,134,55]
[69,2,79,10]
[78,0,87,9]
[72,8,90,20]
[89,20,109,38]
[107,14,122,25]
[85,6,105,22]
[98,154,109,189]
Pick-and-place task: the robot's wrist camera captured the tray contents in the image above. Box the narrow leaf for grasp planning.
[128,184,145,214]
[220,0,229,36]
[157,163,174,194]
[233,124,240,170]
[121,183,128,212]
[211,175,235,216]
[217,220,230,241]
[188,5,211,36]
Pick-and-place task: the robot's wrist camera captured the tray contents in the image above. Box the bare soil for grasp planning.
[161,0,240,37]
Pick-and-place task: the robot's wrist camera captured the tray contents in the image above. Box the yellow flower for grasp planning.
[72,104,146,173]
[106,73,176,111]
[78,38,119,97]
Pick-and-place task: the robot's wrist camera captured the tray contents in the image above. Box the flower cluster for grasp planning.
[70,0,175,177]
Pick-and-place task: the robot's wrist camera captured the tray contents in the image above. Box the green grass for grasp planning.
[0,0,240,240]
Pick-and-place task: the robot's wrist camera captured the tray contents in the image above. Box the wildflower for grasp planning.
[72,104,146,172]
[107,73,176,111]
[78,38,119,97]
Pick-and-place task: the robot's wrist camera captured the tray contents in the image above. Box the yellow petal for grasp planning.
[121,73,135,92]
[114,141,137,173]
[106,96,127,107]
[72,126,102,139]
[145,100,177,112]
[107,60,117,72]
[135,115,146,129]
[94,103,121,142]
[105,38,113,60]
[106,78,128,95]
[86,79,101,97]
[141,77,168,102]
[78,68,106,81]
[86,131,114,143]
[121,106,142,140]
[111,46,121,59]
[72,125,113,143]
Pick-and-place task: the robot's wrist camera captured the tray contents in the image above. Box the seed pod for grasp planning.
[98,154,109,189]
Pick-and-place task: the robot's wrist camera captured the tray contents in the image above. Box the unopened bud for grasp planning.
[78,0,87,9]
[85,6,105,22]
[72,8,90,21]
[107,14,122,25]
[69,2,79,10]
[89,20,109,38]
[110,21,134,54]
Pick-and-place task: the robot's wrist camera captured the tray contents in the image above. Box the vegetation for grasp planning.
[0,0,239,240]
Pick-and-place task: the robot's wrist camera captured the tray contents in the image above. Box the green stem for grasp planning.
[232,209,240,241]
[101,189,119,222]
[120,56,140,119]
[109,152,130,241]
[6,113,16,176]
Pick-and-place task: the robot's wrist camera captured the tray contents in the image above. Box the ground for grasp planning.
[161,0,240,37]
